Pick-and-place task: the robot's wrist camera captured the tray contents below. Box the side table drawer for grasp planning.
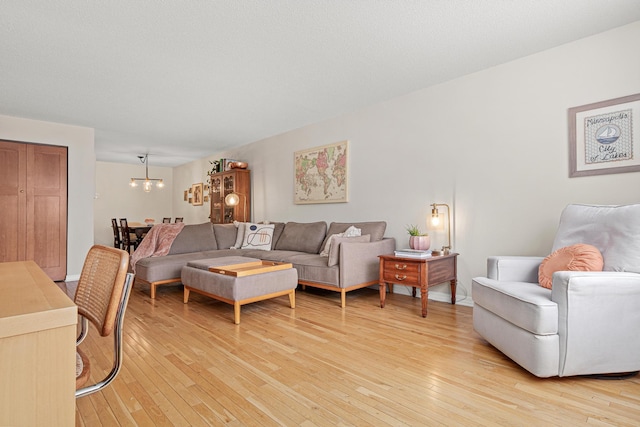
[382,260,420,284]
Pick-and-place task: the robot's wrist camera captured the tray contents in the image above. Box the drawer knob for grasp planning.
[394,263,407,270]
[394,274,407,281]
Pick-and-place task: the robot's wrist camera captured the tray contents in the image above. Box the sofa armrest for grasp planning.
[339,238,396,287]
[487,256,544,282]
[551,271,640,376]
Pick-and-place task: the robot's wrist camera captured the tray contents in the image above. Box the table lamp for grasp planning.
[430,203,451,256]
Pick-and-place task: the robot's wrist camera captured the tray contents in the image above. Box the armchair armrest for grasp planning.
[340,238,396,287]
[551,271,640,376]
[487,256,544,282]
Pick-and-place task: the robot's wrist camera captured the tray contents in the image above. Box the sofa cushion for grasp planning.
[213,223,238,249]
[168,223,217,255]
[275,221,327,254]
[187,256,261,271]
[328,235,371,267]
[268,222,286,248]
[552,203,640,273]
[288,253,340,287]
[241,249,306,262]
[472,277,558,335]
[135,252,210,282]
[241,223,275,251]
[538,244,603,289]
[320,221,386,253]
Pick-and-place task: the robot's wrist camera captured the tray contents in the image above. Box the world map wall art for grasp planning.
[294,140,348,204]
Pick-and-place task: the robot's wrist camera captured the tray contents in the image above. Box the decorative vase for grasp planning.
[409,235,430,250]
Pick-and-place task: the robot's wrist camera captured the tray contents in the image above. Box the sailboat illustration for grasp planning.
[596,124,620,144]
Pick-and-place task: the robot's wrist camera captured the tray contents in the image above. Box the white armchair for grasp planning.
[472,204,640,377]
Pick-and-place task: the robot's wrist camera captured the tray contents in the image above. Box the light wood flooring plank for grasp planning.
[71,283,640,426]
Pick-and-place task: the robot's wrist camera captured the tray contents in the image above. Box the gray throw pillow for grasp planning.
[320,221,386,253]
[213,223,239,249]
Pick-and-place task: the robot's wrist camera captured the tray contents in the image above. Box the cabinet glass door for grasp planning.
[223,175,235,223]
[210,176,222,223]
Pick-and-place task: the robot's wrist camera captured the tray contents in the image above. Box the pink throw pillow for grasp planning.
[538,244,604,289]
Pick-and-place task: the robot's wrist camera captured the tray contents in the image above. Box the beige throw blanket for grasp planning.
[130,222,185,272]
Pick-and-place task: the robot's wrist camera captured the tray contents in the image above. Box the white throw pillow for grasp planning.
[320,226,361,257]
[240,223,275,251]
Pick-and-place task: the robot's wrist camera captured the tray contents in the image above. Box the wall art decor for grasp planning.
[184,190,188,201]
[191,183,203,206]
[294,140,348,204]
[569,93,640,177]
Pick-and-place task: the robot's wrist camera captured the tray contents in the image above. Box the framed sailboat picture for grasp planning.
[569,93,640,177]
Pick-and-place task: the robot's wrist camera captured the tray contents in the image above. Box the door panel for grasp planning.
[0,141,26,262]
[26,144,67,280]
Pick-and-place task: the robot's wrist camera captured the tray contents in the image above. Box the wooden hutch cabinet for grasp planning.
[209,169,251,224]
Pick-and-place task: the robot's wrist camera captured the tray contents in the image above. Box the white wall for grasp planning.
[171,157,214,224]
[0,114,95,280]
[173,21,640,304]
[94,161,174,247]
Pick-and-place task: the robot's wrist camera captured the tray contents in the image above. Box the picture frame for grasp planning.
[184,190,188,201]
[191,183,203,206]
[569,93,640,177]
[294,140,349,204]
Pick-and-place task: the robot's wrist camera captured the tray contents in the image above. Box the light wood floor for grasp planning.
[62,282,640,426]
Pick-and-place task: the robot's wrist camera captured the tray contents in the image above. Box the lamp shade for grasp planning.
[225,193,240,206]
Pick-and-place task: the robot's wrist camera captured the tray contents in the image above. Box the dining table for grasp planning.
[126,222,153,240]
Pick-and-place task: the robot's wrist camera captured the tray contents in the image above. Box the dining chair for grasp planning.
[119,218,138,253]
[162,217,171,223]
[75,245,134,398]
[111,218,122,249]
[174,217,184,223]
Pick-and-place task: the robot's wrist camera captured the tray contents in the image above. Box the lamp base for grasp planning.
[431,248,451,257]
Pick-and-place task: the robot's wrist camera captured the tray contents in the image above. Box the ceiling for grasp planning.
[2,1,639,167]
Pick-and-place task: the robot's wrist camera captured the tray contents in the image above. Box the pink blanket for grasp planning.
[130,222,185,272]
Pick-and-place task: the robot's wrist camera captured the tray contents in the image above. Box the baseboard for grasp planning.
[378,284,474,307]
[429,290,473,307]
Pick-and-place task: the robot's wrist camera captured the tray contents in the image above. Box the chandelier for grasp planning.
[129,154,164,192]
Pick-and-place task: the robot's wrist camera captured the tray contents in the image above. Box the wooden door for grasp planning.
[0,140,67,280]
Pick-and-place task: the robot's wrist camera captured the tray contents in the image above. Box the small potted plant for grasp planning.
[405,224,430,250]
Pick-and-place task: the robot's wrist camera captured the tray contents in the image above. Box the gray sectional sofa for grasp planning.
[133,221,396,307]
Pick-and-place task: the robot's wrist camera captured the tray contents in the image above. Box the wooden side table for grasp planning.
[378,253,458,317]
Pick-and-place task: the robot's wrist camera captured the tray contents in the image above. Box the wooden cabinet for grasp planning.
[209,169,251,224]
[0,140,67,281]
[0,261,77,425]
[378,253,458,317]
